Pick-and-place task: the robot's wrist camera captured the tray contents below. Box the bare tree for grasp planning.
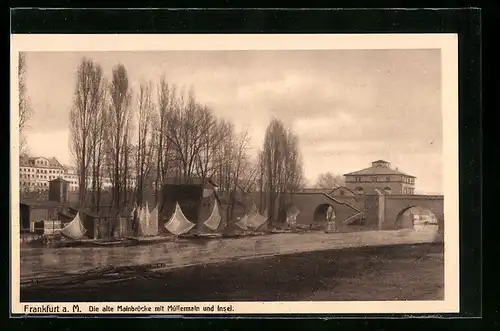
[278,130,304,213]
[105,63,133,226]
[195,117,231,183]
[213,121,235,192]
[70,58,104,207]
[257,150,266,213]
[19,52,32,156]
[227,130,258,221]
[135,81,155,207]
[88,78,108,212]
[154,77,175,200]
[165,89,219,183]
[120,119,134,208]
[261,118,304,225]
[315,172,345,189]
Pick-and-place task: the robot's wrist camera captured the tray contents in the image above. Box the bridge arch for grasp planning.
[382,195,444,241]
[395,205,438,229]
[291,192,360,229]
[313,203,336,223]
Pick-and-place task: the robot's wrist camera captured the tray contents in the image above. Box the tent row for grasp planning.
[58,199,272,240]
[165,200,269,236]
[131,204,160,237]
[58,196,300,240]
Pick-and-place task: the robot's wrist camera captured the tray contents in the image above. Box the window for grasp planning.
[386,176,390,182]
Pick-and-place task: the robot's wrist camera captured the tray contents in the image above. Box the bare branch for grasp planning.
[69,57,105,206]
[19,52,33,156]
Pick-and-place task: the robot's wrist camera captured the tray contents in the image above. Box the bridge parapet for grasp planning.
[385,195,444,200]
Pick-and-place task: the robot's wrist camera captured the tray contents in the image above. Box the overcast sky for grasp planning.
[23,49,442,193]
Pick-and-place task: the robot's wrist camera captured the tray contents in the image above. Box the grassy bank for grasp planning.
[21,242,443,302]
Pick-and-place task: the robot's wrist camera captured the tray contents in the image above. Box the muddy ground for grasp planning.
[21,243,443,302]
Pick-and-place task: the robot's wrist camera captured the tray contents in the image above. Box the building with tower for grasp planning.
[343,160,416,195]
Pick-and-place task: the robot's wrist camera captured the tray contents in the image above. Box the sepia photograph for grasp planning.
[11,34,459,314]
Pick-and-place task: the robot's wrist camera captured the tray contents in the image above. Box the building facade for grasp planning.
[19,156,116,192]
[19,156,69,190]
[343,160,416,195]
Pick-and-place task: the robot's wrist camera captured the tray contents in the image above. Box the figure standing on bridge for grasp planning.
[325,206,337,233]
[286,207,300,232]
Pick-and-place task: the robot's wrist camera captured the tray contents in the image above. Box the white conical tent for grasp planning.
[148,205,159,236]
[60,212,87,240]
[247,212,268,230]
[286,208,300,225]
[235,214,249,230]
[244,205,267,229]
[137,206,147,236]
[130,205,137,218]
[145,203,151,234]
[165,203,196,235]
[203,199,222,231]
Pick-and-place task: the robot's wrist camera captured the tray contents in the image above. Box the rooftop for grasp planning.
[344,161,416,178]
[20,156,64,169]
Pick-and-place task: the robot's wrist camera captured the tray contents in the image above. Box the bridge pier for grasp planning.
[374,189,386,229]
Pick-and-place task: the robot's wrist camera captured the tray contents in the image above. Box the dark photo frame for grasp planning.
[7,7,482,329]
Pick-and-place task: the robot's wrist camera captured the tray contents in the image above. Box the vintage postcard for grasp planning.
[10,33,459,315]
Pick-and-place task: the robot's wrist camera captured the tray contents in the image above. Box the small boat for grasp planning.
[89,238,139,247]
[57,239,88,248]
[179,232,223,240]
[124,235,175,246]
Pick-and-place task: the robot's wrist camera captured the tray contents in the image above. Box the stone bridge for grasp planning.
[378,193,444,233]
[292,192,362,230]
[291,191,444,235]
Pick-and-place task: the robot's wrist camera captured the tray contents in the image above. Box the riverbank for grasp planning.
[21,242,443,302]
[20,229,440,282]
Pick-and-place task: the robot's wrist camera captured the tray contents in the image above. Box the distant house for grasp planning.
[343,160,416,195]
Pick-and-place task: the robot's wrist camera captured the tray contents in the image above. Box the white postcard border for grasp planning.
[10,33,459,315]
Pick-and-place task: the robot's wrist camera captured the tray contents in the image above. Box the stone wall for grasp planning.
[293,193,360,227]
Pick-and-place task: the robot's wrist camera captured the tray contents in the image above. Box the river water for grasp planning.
[19,228,440,283]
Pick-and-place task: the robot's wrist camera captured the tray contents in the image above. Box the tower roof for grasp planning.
[343,162,416,178]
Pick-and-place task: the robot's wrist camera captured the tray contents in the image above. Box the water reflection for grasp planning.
[20,230,439,281]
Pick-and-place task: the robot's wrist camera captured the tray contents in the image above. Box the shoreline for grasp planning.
[20,229,441,282]
[21,242,444,302]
